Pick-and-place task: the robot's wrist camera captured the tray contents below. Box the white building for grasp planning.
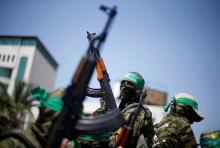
[0,35,58,95]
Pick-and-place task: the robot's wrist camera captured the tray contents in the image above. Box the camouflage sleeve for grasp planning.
[93,106,107,115]
[93,98,107,115]
[0,138,26,148]
[128,107,154,147]
[152,122,182,148]
[136,134,148,148]
[152,117,198,148]
[179,124,197,148]
[142,115,154,147]
[152,135,181,148]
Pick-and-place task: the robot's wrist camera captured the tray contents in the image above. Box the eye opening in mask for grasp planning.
[120,80,137,90]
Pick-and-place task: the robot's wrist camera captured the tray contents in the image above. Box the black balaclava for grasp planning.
[119,81,140,110]
[171,104,195,124]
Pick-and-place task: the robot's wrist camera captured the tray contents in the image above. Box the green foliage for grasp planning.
[13,81,33,111]
[0,81,35,131]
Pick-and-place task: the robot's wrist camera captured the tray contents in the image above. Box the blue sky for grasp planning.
[1,0,220,141]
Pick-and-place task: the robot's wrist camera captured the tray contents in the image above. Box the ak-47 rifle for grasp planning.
[86,31,117,110]
[47,5,124,148]
[114,91,147,148]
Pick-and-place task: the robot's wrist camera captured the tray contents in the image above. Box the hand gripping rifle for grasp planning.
[114,91,147,148]
[86,31,117,111]
[47,5,124,148]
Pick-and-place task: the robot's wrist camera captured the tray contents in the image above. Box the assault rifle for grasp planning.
[114,91,147,148]
[86,31,117,110]
[47,5,124,148]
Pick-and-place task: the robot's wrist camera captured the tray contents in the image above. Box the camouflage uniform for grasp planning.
[93,98,108,115]
[109,72,154,148]
[109,102,154,148]
[152,92,204,148]
[0,87,66,148]
[76,98,110,148]
[152,112,197,148]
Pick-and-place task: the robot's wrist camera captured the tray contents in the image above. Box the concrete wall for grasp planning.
[29,47,57,91]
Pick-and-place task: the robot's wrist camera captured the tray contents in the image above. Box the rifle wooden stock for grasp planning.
[96,59,104,81]
[86,32,117,110]
[96,57,107,81]
[96,57,117,109]
[115,127,131,148]
[96,56,117,110]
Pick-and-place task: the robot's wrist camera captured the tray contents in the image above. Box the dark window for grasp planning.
[2,55,5,62]
[0,38,21,45]
[7,55,10,62]
[0,67,12,78]
[12,55,15,62]
[16,56,28,81]
[0,83,8,92]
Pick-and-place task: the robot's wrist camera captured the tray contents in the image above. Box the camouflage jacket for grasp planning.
[93,98,107,115]
[75,98,110,148]
[109,103,154,148]
[0,127,42,148]
[152,112,197,148]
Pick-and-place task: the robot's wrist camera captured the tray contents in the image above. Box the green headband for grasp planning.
[123,72,145,90]
[163,96,198,112]
[31,86,64,112]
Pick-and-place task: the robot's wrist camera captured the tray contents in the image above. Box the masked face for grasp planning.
[172,104,195,124]
[120,80,139,100]
[182,105,197,124]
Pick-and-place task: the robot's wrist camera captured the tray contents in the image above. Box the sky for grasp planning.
[0,0,220,142]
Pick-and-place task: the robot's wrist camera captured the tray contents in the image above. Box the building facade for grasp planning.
[0,36,58,95]
[143,87,168,124]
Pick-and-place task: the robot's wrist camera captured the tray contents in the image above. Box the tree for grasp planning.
[0,80,35,131]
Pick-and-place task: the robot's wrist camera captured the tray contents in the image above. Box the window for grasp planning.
[16,56,28,81]
[2,55,5,62]
[0,38,21,45]
[0,83,8,92]
[7,55,10,62]
[23,39,36,46]
[0,67,12,78]
[12,55,15,62]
